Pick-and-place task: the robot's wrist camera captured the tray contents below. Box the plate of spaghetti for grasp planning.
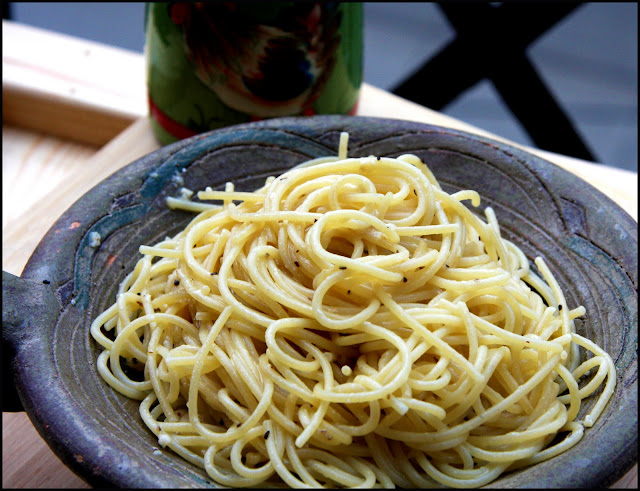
[3,116,637,488]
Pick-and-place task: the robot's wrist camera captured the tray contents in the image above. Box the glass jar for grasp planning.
[145,2,363,145]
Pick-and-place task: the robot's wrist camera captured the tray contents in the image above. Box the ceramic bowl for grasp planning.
[3,116,637,487]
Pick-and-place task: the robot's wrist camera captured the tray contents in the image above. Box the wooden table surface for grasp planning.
[2,20,637,489]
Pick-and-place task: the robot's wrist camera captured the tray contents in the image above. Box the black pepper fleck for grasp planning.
[174,280,180,286]
[339,266,347,270]
[558,305,563,311]
[403,277,408,282]
[294,261,300,267]
[264,430,270,439]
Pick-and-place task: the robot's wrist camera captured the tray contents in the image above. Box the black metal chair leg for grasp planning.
[391,3,597,162]
[491,55,596,161]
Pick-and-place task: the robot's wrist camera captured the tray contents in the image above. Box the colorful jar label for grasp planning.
[145,2,363,144]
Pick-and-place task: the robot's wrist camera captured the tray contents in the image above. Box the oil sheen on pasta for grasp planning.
[91,133,615,488]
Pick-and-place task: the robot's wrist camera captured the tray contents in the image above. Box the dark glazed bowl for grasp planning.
[3,116,637,488]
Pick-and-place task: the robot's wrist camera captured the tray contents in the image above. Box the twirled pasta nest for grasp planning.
[91,134,614,488]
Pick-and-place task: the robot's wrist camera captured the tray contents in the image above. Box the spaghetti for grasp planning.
[91,133,615,488]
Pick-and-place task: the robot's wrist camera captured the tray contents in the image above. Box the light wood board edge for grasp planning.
[2,85,136,146]
[2,19,146,145]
